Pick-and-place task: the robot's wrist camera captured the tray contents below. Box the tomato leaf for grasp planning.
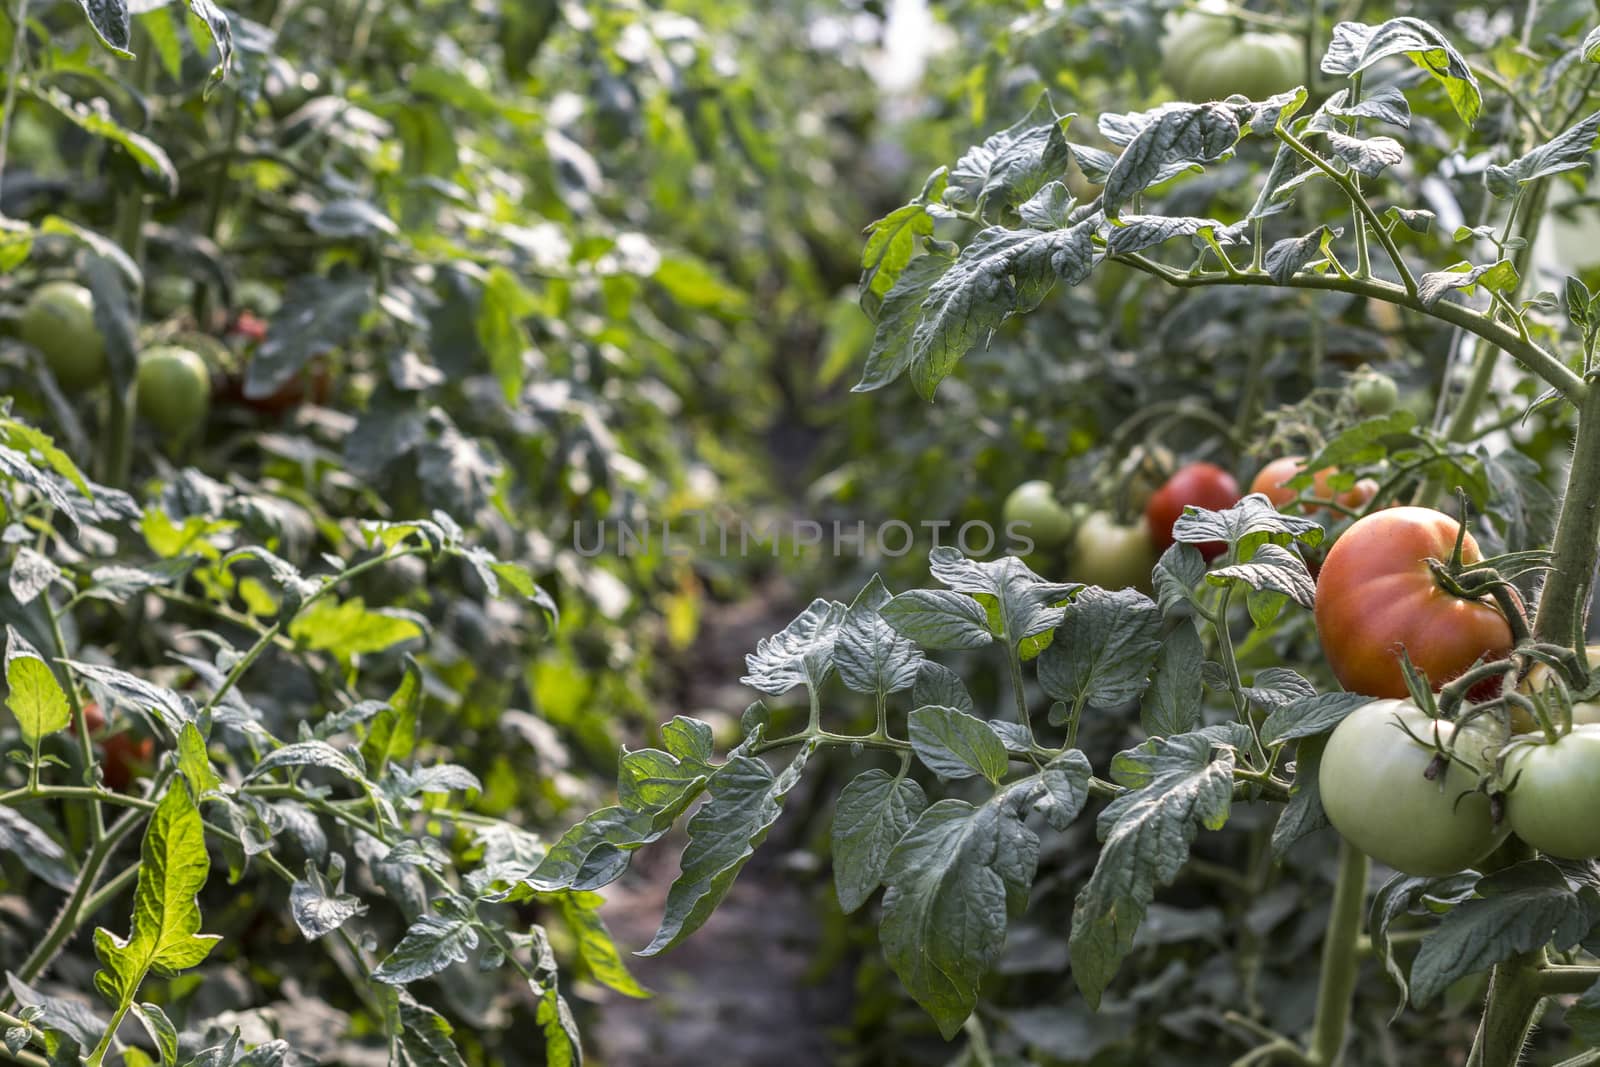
[880,589,995,650]
[1038,588,1161,716]
[1321,18,1481,127]
[1207,543,1317,611]
[639,743,815,955]
[739,598,848,694]
[909,705,1010,783]
[1101,103,1240,220]
[1485,110,1600,199]
[879,782,1043,1038]
[1172,495,1324,558]
[832,768,928,914]
[555,890,649,998]
[1141,622,1204,737]
[945,93,1073,212]
[290,856,367,941]
[835,575,923,698]
[374,916,478,985]
[912,661,976,715]
[93,785,221,1007]
[1260,692,1369,746]
[1070,731,1237,1007]
[1368,870,1479,1018]
[1410,860,1600,1006]
[5,628,70,745]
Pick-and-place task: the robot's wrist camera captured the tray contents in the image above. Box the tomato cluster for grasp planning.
[1160,0,1303,102]
[18,276,328,444]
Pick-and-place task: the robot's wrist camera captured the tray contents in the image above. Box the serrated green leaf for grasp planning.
[289,597,423,658]
[909,705,1009,783]
[94,785,221,1008]
[176,722,221,796]
[832,769,928,913]
[639,744,815,956]
[879,782,1041,1038]
[374,917,478,985]
[5,627,70,744]
[835,575,923,698]
[556,891,648,999]
[1410,861,1600,1006]
[1070,732,1236,1006]
[1038,587,1160,715]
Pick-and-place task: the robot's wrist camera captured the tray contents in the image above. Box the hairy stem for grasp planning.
[1532,383,1600,648]
[1112,259,1584,403]
[0,0,30,203]
[1308,842,1368,1066]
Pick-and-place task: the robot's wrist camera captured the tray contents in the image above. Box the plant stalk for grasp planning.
[1308,842,1368,1066]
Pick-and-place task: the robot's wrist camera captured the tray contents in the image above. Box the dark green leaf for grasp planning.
[639,744,815,955]
[909,705,1010,783]
[832,769,928,913]
[1411,861,1600,1005]
[880,782,1042,1038]
[1038,588,1160,715]
[1141,622,1203,737]
[1070,732,1236,1006]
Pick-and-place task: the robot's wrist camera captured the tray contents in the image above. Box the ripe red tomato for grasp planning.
[1250,456,1378,515]
[1144,462,1240,559]
[1314,506,1514,698]
[228,310,269,344]
[68,701,154,791]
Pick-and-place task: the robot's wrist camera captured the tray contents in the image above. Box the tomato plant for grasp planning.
[12,3,1600,1067]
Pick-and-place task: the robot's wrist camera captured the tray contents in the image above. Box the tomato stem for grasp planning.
[1306,840,1367,1067]
[1533,384,1600,649]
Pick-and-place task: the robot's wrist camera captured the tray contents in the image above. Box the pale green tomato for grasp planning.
[1003,481,1074,549]
[1319,700,1508,876]
[1504,726,1600,859]
[21,281,107,391]
[1071,511,1156,591]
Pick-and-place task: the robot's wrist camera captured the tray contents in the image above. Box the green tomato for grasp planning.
[1072,511,1156,591]
[1319,700,1509,876]
[1352,371,1398,415]
[20,281,107,392]
[1163,1,1302,104]
[1002,480,1074,549]
[1185,32,1302,101]
[1504,727,1600,858]
[233,279,283,317]
[136,345,211,440]
[146,276,196,320]
[1160,2,1236,90]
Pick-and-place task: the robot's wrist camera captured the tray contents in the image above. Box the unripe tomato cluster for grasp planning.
[17,276,320,441]
[1308,508,1600,870]
[1160,0,1303,102]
